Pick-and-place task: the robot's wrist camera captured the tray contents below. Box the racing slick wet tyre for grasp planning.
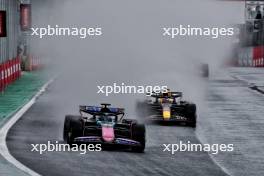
[186,104,197,128]
[189,115,197,128]
[63,115,82,145]
[131,124,146,153]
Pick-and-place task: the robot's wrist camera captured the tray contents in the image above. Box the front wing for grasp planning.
[74,136,141,146]
[146,114,193,122]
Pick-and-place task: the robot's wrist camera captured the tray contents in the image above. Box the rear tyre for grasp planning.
[186,104,197,128]
[63,115,72,141]
[189,114,197,128]
[63,115,82,145]
[131,124,146,153]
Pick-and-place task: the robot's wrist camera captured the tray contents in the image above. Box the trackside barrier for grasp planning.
[27,55,43,71]
[238,46,264,67]
[33,56,42,70]
[0,64,4,92]
[238,47,253,67]
[0,57,21,92]
[253,46,264,67]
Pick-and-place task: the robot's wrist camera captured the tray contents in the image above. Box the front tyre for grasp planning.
[131,124,146,153]
[186,104,197,128]
[63,115,82,145]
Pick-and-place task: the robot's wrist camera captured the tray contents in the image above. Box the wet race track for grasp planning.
[6,68,264,176]
[6,78,226,176]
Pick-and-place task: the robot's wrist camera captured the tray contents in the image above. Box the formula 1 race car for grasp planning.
[137,91,197,127]
[63,104,145,152]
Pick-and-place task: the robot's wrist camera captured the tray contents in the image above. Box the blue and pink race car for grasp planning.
[63,104,146,152]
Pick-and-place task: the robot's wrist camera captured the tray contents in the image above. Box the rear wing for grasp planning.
[79,105,125,116]
[149,91,183,98]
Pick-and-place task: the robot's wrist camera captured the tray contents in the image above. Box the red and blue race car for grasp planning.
[137,91,197,127]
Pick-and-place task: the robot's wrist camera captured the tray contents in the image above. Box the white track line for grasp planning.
[0,79,54,176]
[195,134,233,176]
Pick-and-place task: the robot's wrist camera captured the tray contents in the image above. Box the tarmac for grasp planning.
[0,71,45,176]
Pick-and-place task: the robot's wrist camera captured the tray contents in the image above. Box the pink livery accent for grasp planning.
[102,126,115,142]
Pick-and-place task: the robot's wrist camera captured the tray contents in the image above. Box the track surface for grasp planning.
[7,68,264,176]
[6,75,228,176]
[197,68,264,176]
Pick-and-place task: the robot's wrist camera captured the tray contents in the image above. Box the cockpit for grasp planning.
[96,115,117,123]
